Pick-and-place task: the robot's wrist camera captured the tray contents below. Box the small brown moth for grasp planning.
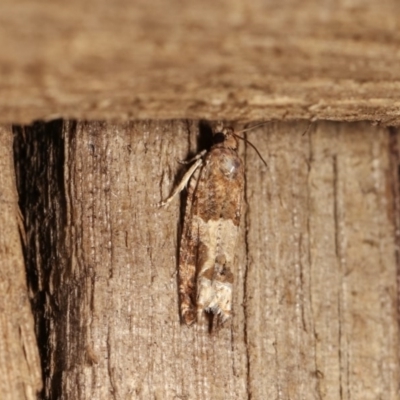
[161,123,266,330]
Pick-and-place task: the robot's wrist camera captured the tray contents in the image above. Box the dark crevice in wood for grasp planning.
[13,120,66,400]
[242,130,252,400]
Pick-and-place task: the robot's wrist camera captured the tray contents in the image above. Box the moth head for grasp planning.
[213,127,238,150]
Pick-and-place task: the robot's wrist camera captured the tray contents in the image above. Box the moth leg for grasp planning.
[160,157,203,207]
[177,149,207,164]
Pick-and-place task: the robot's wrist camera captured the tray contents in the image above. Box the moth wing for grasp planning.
[194,149,245,328]
[178,165,202,325]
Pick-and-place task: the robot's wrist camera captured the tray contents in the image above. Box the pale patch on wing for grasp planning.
[195,217,239,325]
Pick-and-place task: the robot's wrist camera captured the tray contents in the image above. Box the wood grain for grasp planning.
[245,122,399,399]
[0,125,42,400]
[0,1,400,124]
[12,120,400,399]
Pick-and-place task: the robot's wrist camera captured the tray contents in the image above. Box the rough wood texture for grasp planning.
[0,125,42,400]
[1,1,400,125]
[246,122,399,399]
[13,120,399,399]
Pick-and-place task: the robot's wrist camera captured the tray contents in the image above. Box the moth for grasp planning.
[161,123,266,330]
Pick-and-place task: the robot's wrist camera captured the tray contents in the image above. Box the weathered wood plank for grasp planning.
[0,1,400,124]
[13,120,400,399]
[245,122,399,399]
[0,125,42,399]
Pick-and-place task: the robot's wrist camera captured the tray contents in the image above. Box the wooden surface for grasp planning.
[12,120,399,399]
[0,125,42,400]
[0,0,400,124]
[246,122,399,399]
[2,1,400,398]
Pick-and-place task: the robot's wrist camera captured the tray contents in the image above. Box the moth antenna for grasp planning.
[235,122,268,135]
[232,132,268,168]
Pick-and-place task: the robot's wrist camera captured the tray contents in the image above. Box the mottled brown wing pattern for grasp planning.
[161,127,245,330]
[179,144,244,328]
[178,166,202,325]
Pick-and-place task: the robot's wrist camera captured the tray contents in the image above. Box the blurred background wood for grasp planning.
[0,0,399,124]
[0,125,42,400]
